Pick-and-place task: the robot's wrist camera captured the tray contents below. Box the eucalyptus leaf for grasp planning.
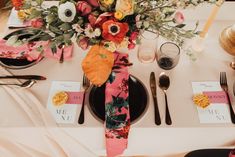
[50,43,57,54]
[59,23,72,31]
[48,6,58,13]
[49,25,63,35]
[175,24,186,28]
[35,0,43,5]
[28,9,42,19]
[46,14,57,24]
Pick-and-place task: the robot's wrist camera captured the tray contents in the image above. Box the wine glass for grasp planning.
[156,42,180,70]
[137,31,158,63]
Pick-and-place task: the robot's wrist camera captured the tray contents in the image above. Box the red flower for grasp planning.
[11,0,23,10]
[86,0,99,7]
[88,14,97,27]
[128,42,135,49]
[76,1,92,16]
[130,31,139,41]
[31,19,44,28]
[77,37,89,50]
[102,20,129,43]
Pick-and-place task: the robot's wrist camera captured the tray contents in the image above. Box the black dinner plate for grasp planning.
[184,149,232,157]
[1,29,51,69]
[88,75,148,123]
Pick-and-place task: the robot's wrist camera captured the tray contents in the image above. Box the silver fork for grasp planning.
[220,72,235,124]
[78,75,90,124]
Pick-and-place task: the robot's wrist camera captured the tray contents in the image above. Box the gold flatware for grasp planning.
[0,80,36,88]
[150,72,161,125]
[0,75,46,80]
[159,72,172,125]
[78,75,90,124]
[220,72,235,124]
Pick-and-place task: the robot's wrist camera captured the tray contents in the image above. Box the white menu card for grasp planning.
[7,8,25,27]
[192,81,231,124]
[47,81,81,124]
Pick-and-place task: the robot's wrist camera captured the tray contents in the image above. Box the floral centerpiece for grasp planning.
[13,0,217,86]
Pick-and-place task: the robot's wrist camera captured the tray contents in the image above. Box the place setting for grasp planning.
[1,0,235,156]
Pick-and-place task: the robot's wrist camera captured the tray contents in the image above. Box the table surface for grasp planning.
[0,2,235,157]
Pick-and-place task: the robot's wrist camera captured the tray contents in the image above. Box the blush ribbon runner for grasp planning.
[105,52,131,157]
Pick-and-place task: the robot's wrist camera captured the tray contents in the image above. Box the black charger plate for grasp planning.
[1,29,50,69]
[88,75,148,123]
[185,149,232,157]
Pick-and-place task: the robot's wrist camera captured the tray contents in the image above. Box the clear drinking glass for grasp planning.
[156,42,180,70]
[137,31,158,63]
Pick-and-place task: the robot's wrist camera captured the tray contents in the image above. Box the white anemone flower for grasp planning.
[84,24,97,38]
[58,2,76,23]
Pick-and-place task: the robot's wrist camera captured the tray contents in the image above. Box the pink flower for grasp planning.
[128,42,135,49]
[31,18,44,28]
[135,14,141,22]
[129,31,139,41]
[174,11,184,24]
[88,14,97,27]
[76,1,92,16]
[86,0,99,7]
[77,37,89,50]
[95,12,113,27]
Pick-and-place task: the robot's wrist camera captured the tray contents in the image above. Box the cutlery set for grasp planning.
[1,71,235,126]
[150,71,235,125]
[78,75,90,124]
[0,74,46,88]
[220,72,235,124]
[150,72,172,125]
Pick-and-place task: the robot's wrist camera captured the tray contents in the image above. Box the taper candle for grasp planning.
[200,0,224,38]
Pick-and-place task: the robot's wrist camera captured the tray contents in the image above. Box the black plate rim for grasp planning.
[87,75,149,125]
[0,29,45,70]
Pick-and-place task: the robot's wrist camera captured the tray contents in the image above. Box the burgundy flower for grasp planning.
[86,0,99,7]
[88,14,97,27]
[129,31,139,41]
[31,18,44,28]
[76,1,92,16]
[77,37,89,50]
[128,42,135,49]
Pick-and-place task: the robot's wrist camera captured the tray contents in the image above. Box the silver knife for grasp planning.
[0,75,46,80]
[150,72,161,125]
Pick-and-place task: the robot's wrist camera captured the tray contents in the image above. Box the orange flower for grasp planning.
[11,0,23,10]
[102,20,129,43]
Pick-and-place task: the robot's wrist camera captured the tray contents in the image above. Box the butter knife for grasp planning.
[150,72,161,125]
[0,75,46,80]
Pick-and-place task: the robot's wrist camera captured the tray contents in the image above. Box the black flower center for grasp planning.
[65,9,72,17]
[110,25,118,33]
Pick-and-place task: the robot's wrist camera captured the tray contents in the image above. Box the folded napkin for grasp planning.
[0,39,73,61]
[105,52,130,157]
[0,39,48,61]
[44,44,73,60]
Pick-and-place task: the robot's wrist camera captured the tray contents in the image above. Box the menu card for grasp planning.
[192,81,231,124]
[47,81,82,124]
[7,8,25,27]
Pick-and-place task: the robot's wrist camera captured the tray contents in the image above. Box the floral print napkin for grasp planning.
[0,39,73,61]
[105,52,130,157]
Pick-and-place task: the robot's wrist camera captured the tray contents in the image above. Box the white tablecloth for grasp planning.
[0,2,235,157]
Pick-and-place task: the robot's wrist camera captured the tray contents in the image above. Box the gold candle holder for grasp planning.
[219,24,235,56]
